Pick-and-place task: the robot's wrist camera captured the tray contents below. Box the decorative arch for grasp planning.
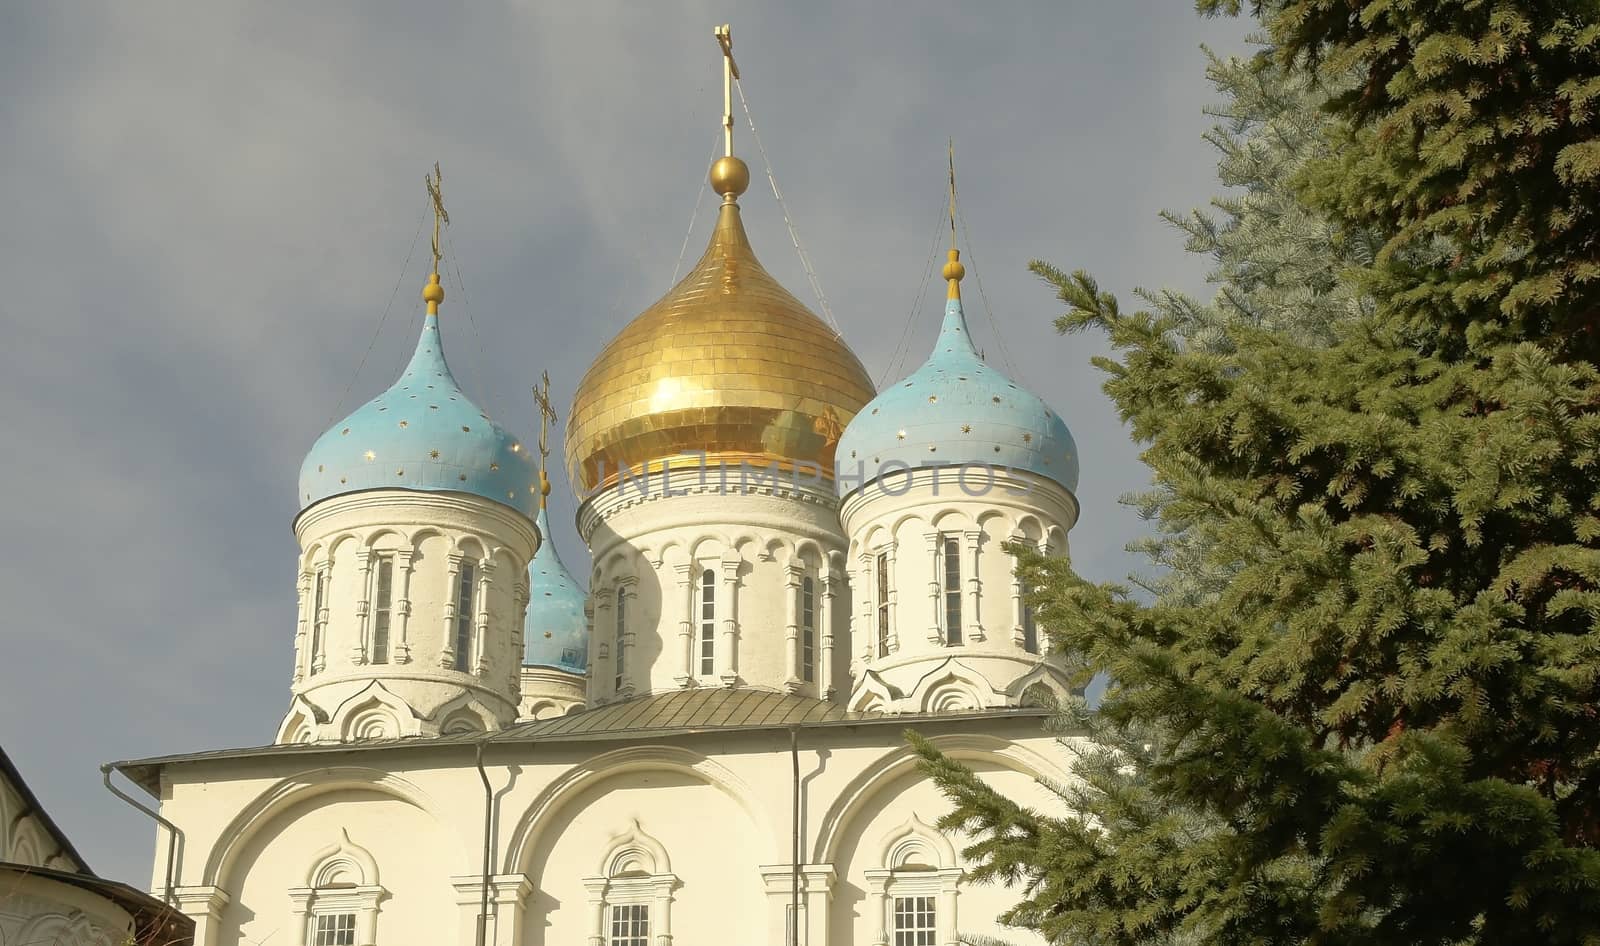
[274,693,330,744]
[596,819,672,877]
[814,733,1071,863]
[878,814,957,870]
[291,828,386,945]
[504,744,775,874]
[330,681,418,741]
[430,691,500,734]
[205,767,448,888]
[305,827,380,888]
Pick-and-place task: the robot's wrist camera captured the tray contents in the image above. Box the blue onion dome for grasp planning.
[835,250,1079,497]
[523,503,589,673]
[298,274,539,518]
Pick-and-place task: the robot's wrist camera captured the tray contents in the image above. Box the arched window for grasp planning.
[939,533,962,645]
[290,830,384,946]
[370,556,394,665]
[582,821,679,946]
[699,569,716,676]
[1022,603,1039,654]
[801,576,816,683]
[453,562,476,672]
[614,584,627,694]
[875,552,891,657]
[310,566,331,675]
[866,816,962,946]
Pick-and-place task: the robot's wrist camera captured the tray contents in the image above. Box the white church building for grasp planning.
[111,36,1089,946]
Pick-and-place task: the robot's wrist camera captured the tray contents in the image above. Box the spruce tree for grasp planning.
[914,3,1600,945]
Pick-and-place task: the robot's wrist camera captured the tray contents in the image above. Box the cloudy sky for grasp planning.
[0,2,1251,885]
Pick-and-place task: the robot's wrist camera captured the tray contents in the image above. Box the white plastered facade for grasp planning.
[280,489,539,743]
[147,718,1079,946]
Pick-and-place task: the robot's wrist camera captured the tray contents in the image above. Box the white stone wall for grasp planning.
[579,472,851,700]
[517,666,585,720]
[150,719,1074,946]
[840,467,1078,712]
[280,489,539,743]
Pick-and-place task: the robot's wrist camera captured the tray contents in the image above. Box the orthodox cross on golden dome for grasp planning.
[422,162,449,315]
[533,369,557,508]
[709,25,750,201]
[715,24,740,157]
[944,140,966,301]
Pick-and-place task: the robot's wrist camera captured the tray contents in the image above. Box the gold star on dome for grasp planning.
[1022,433,1033,443]
[430,449,441,459]
[364,450,376,461]
[961,424,972,434]
[896,430,906,440]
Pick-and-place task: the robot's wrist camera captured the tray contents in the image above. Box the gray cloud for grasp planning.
[0,1,1249,884]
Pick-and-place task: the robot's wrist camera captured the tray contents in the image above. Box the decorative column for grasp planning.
[886,542,899,654]
[673,563,694,687]
[937,867,963,946]
[440,550,466,670]
[173,885,230,946]
[452,874,534,946]
[590,588,614,704]
[819,564,837,698]
[615,576,637,698]
[293,569,312,683]
[964,529,985,641]
[393,549,415,663]
[924,532,943,643]
[1007,532,1026,646]
[856,552,874,667]
[580,878,608,946]
[351,547,373,663]
[474,558,495,675]
[718,556,740,687]
[783,562,803,692]
[511,572,529,698]
[863,872,891,946]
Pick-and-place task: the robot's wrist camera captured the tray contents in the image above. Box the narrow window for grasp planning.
[876,552,890,658]
[310,567,330,675]
[614,586,627,693]
[371,557,393,664]
[893,895,936,946]
[610,903,649,946]
[699,568,716,676]
[313,912,356,946]
[1022,603,1039,654]
[453,562,476,672]
[941,533,962,645]
[800,575,816,683]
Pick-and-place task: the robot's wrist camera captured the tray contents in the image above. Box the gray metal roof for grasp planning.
[110,688,1049,796]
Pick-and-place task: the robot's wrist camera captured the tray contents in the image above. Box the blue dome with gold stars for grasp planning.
[523,507,588,673]
[298,289,538,518]
[836,252,1078,497]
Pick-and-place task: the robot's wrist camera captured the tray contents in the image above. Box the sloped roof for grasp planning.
[110,688,1048,796]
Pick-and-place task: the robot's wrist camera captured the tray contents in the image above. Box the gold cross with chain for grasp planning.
[533,370,557,507]
[425,162,449,276]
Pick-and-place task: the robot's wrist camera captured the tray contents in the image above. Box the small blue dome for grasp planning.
[299,313,539,517]
[836,295,1079,496]
[523,507,588,673]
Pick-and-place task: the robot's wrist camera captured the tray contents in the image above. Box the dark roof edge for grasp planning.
[0,744,92,874]
[110,707,1054,796]
[0,860,195,941]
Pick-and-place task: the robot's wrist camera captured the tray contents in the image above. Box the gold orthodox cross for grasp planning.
[425,162,449,275]
[533,370,557,464]
[715,24,740,157]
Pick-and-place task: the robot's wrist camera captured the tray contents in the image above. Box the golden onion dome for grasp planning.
[566,158,875,494]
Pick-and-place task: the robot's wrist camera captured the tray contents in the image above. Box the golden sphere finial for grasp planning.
[710,155,750,198]
[539,469,551,497]
[942,248,965,283]
[422,272,445,311]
